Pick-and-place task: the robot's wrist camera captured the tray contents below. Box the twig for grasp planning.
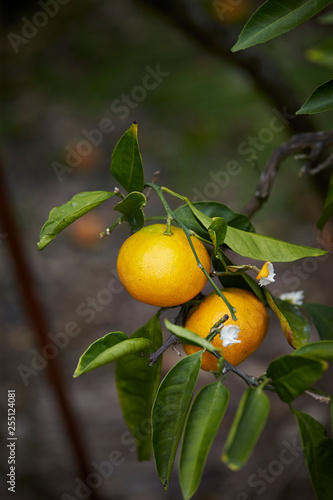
[149,301,196,365]
[309,152,333,176]
[243,130,333,217]
[305,390,331,404]
[149,333,179,366]
[145,171,160,201]
[222,360,258,386]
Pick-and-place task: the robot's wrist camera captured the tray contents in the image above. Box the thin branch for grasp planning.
[309,152,333,176]
[145,170,160,201]
[305,390,331,404]
[243,130,333,218]
[149,333,179,366]
[222,359,258,386]
[149,300,197,365]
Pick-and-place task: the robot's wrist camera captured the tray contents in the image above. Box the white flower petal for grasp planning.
[279,290,304,306]
[220,325,241,347]
[257,261,276,287]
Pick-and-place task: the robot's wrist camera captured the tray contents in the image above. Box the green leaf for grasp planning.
[291,340,333,361]
[232,0,333,52]
[222,387,270,470]
[152,351,202,491]
[265,291,311,348]
[296,79,333,115]
[306,37,333,69]
[302,303,333,340]
[174,201,255,241]
[113,191,147,233]
[164,319,221,354]
[38,191,114,250]
[115,315,163,461]
[225,225,327,262]
[267,355,327,403]
[317,171,333,230]
[212,252,266,303]
[73,333,151,377]
[179,382,229,500]
[110,122,144,193]
[208,218,227,255]
[187,201,213,230]
[294,410,333,500]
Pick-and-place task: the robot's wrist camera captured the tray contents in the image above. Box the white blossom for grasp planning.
[256,261,276,286]
[279,290,304,306]
[220,325,241,347]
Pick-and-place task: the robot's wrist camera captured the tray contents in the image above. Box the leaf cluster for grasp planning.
[37,119,333,499]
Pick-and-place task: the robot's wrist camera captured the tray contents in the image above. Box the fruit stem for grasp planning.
[175,217,237,321]
[165,216,173,236]
[145,183,173,219]
[145,182,237,320]
[205,314,229,342]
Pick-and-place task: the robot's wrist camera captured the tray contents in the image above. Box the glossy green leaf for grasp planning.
[115,315,163,461]
[222,387,269,470]
[152,351,202,490]
[232,0,333,52]
[317,171,333,230]
[113,191,147,233]
[225,226,327,262]
[38,191,114,250]
[164,319,221,354]
[291,340,333,361]
[73,333,151,377]
[267,354,327,403]
[174,201,255,241]
[297,79,333,114]
[179,382,229,500]
[265,291,311,348]
[209,218,227,255]
[294,410,333,500]
[213,252,266,303]
[302,303,333,340]
[187,201,213,230]
[110,122,144,193]
[306,37,333,69]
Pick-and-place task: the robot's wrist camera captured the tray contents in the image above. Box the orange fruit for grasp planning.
[116,224,211,307]
[183,288,269,371]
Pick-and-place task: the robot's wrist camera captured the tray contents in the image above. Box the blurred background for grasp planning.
[1,1,333,499]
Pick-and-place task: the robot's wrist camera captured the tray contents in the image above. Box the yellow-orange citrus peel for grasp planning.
[117,224,211,307]
[183,288,269,371]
